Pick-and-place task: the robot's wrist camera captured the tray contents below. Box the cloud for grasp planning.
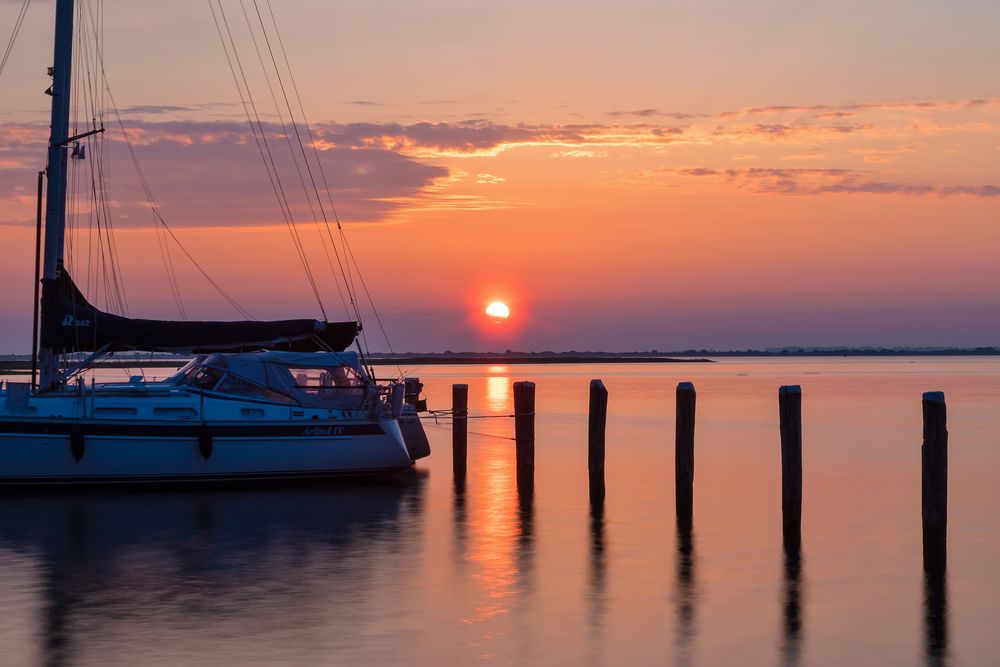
[658,165,1000,198]
[116,104,198,115]
[0,117,695,228]
[345,100,382,106]
[3,95,996,230]
[814,180,935,196]
[939,185,1000,197]
[849,144,919,164]
[551,149,608,159]
[607,109,702,120]
[475,173,505,184]
[715,122,874,141]
[607,108,659,118]
[0,120,448,227]
[782,151,826,161]
[814,111,862,120]
[718,97,1000,119]
[309,119,691,157]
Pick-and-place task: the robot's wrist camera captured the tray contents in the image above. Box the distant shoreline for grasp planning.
[0,356,713,374]
[368,355,713,365]
[3,348,1000,375]
[368,348,1000,363]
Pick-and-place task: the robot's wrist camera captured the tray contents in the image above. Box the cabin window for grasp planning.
[183,367,225,390]
[215,374,293,403]
[289,367,363,389]
[286,367,367,407]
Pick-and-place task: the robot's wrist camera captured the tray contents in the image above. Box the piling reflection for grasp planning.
[0,479,425,665]
[587,494,607,662]
[515,475,535,594]
[781,536,803,667]
[674,519,696,666]
[923,566,949,667]
[453,476,467,572]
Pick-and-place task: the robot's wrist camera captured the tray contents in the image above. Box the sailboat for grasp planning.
[0,0,430,484]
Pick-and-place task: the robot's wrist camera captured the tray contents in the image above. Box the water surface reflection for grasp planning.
[923,567,949,667]
[675,520,697,666]
[782,537,804,667]
[0,479,425,665]
[485,369,510,415]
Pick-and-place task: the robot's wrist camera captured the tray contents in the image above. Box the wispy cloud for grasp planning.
[849,144,919,164]
[714,122,874,141]
[607,108,659,118]
[655,166,1000,198]
[116,104,198,115]
[551,149,608,159]
[607,108,703,120]
[310,120,691,157]
[718,97,1000,119]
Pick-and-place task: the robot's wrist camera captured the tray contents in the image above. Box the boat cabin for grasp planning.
[168,350,374,408]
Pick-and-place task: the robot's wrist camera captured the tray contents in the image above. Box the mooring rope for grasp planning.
[421,419,516,442]
[423,410,526,420]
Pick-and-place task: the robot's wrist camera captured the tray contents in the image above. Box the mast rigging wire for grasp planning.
[209,0,328,320]
[0,0,31,80]
[75,0,254,320]
[261,0,400,368]
[68,0,130,317]
[235,0,350,315]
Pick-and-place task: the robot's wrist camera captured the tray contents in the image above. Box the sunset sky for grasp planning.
[1,0,999,352]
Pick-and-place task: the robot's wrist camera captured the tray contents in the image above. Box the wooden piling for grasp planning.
[675,381,696,526]
[588,379,608,501]
[452,383,468,480]
[513,381,536,490]
[779,385,802,542]
[922,391,948,571]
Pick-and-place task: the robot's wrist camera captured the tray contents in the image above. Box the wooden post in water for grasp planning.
[588,379,608,501]
[513,381,536,491]
[922,391,948,571]
[779,385,803,543]
[675,381,696,526]
[452,384,468,480]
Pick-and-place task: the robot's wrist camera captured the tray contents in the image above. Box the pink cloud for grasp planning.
[0,120,448,227]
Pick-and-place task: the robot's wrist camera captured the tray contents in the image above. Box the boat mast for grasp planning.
[38,0,75,392]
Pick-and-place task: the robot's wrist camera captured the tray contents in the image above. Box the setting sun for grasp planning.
[485,301,510,319]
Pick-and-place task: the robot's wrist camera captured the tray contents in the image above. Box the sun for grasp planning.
[485,301,510,319]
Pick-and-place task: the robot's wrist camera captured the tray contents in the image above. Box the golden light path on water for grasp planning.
[465,367,516,645]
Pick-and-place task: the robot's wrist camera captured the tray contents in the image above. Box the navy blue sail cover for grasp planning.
[40,271,358,354]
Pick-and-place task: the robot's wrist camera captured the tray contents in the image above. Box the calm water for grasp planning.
[1,358,999,666]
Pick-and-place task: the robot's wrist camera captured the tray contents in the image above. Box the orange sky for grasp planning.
[1,0,999,352]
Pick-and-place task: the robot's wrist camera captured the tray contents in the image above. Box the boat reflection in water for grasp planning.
[0,476,425,665]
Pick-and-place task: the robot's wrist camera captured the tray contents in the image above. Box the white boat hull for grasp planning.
[0,418,413,485]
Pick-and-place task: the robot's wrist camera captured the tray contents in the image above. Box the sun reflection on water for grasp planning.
[485,369,510,414]
[457,370,526,658]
